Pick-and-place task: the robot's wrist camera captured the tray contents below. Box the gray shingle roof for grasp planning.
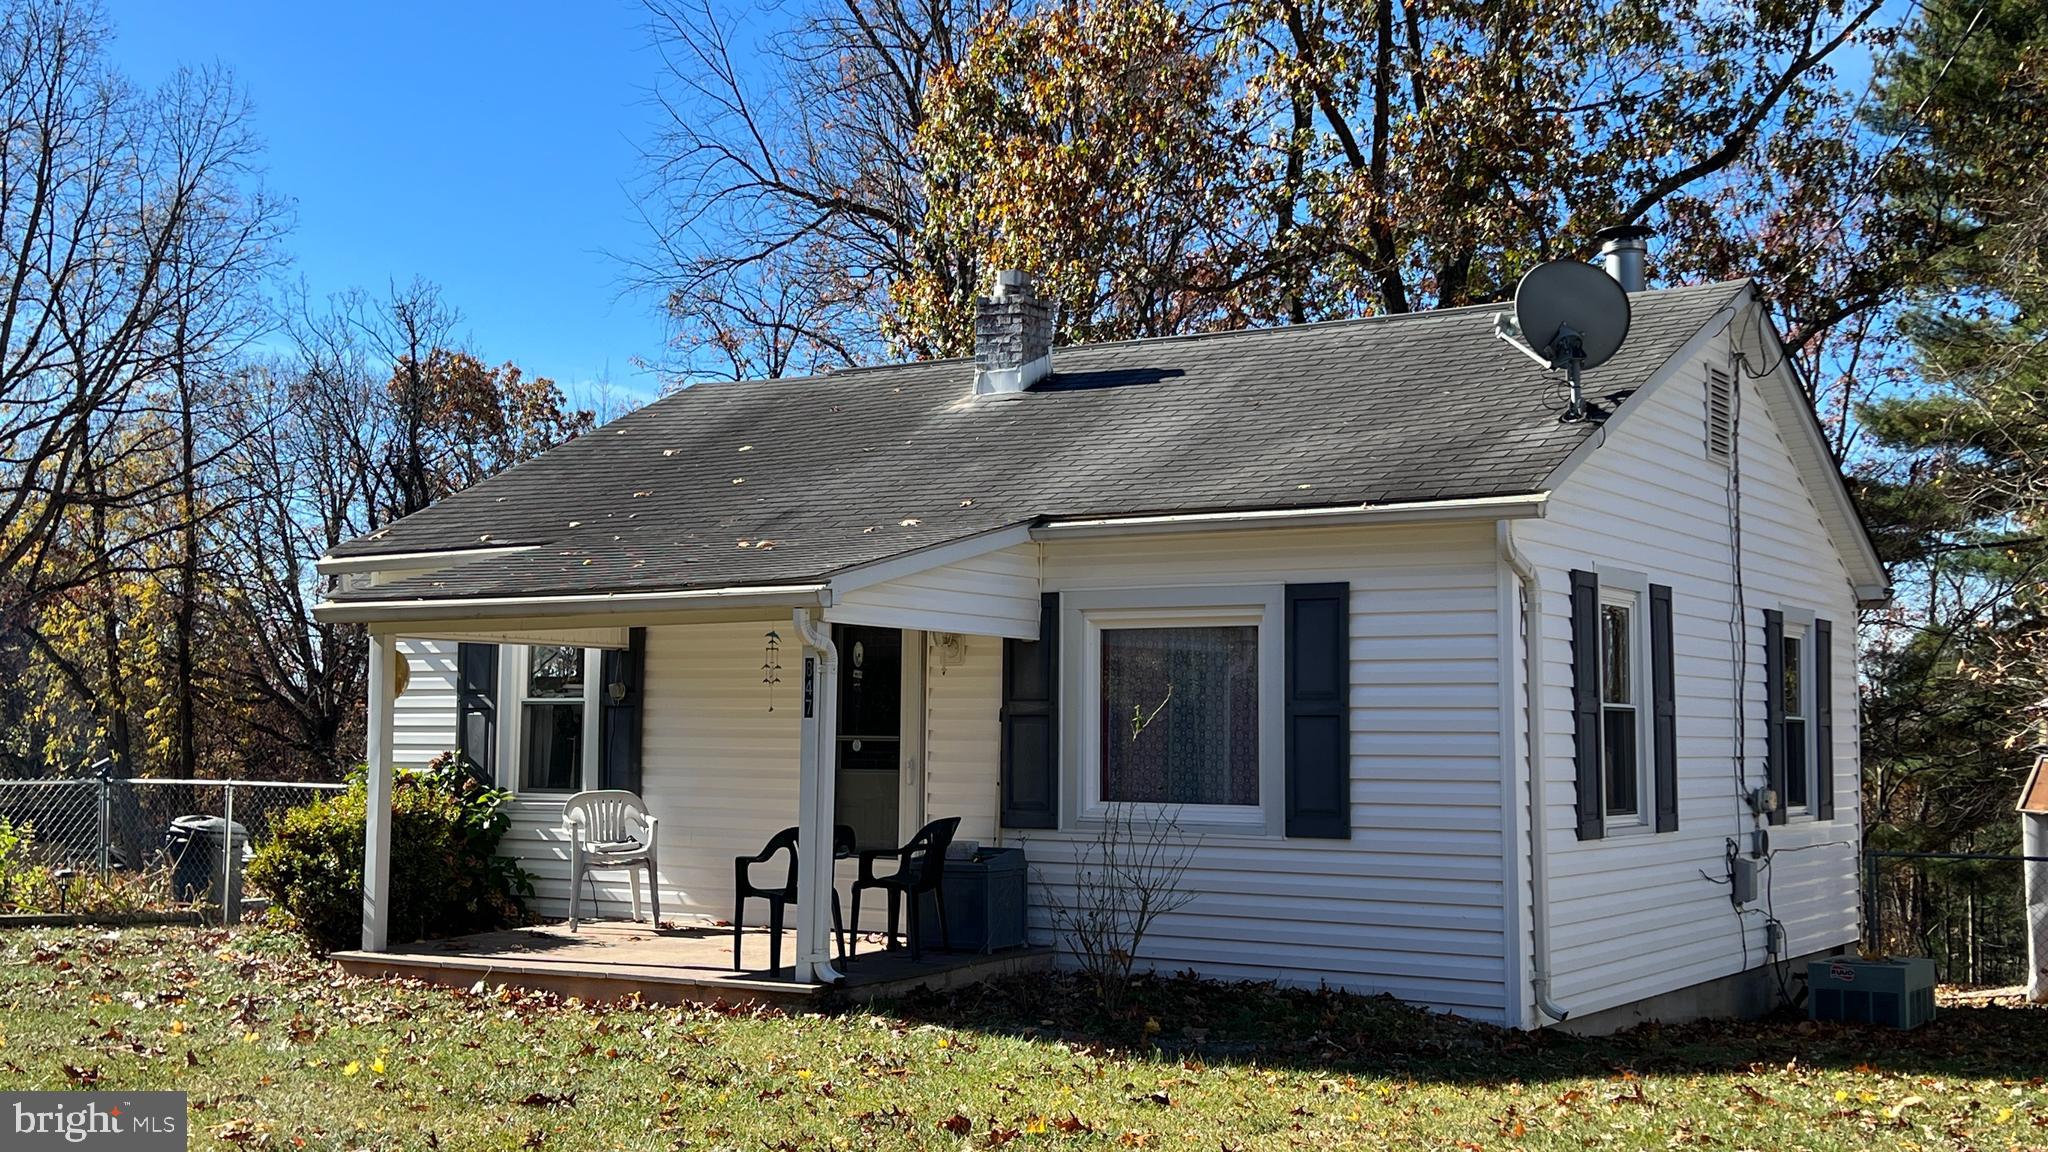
[327,280,1744,603]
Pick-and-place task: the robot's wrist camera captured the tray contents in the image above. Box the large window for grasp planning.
[1598,584,1651,826]
[1067,588,1285,833]
[520,645,587,792]
[1782,626,1810,812]
[1099,625,1260,807]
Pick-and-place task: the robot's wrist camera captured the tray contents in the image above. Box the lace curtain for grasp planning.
[1100,625,1259,806]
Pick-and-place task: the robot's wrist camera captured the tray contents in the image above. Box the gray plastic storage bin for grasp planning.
[920,846,1027,953]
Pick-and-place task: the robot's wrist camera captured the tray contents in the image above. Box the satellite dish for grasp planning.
[1506,260,1633,421]
[1515,261,1632,371]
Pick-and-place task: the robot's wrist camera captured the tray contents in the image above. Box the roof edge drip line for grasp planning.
[315,544,541,575]
[313,583,830,624]
[1030,494,1550,539]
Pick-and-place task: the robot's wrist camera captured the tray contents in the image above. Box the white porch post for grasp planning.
[792,609,843,984]
[361,632,398,952]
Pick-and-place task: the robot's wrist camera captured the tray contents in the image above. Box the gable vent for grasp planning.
[1705,365,1735,464]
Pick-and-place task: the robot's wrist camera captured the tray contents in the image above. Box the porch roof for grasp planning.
[319,281,1747,609]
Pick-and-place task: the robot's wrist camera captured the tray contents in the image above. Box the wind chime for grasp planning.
[762,630,783,711]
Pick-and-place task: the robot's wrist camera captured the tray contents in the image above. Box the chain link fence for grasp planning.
[0,775,345,923]
[1864,850,2035,987]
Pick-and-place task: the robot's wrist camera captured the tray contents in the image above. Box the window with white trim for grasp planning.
[1066,588,1285,833]
[1598,584,1652,825]
[1781,622,1812,814]
[515,645,599,793]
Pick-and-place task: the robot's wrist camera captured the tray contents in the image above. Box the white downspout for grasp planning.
[1500,522,1572,1023]
[791,608,845,984]
[360,632,397,952]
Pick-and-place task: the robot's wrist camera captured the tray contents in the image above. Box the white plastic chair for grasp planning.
[561,790,660,931]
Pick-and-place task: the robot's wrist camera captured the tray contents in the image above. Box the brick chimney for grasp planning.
[974,270,1052,395]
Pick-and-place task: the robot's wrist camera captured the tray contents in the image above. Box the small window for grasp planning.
[1705,366,1735,463]
[520,645,586,791]
[1782,630,1809,811]
[1099,625,1259,807]
[1599,600,1641,819]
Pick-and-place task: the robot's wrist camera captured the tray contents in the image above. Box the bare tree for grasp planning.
[213,360,369,772]
[0,3,281,776]
[207,282,595,776]
[0,2,274,627]
[634,0,992,377]
[159,65,287,778]
[341,279,463,521]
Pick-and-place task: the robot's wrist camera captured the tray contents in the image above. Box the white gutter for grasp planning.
[314,544,539,576]
[1499,520,1572,1024]
[313,583,829,624]
[1034,493,1548,539]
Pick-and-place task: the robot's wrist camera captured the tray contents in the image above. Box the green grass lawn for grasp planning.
[2,927,2046,1150]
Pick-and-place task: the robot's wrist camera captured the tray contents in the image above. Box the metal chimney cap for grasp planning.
[993,269,1035,297]
[1594,224,1654,247]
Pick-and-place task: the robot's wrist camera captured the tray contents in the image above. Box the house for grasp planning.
[312,254,1888,1032]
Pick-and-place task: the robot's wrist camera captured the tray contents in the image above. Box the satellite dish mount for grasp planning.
[1493,259,1633,423]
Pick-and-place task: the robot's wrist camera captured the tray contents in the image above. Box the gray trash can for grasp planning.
[920,846,1027,953]
[165,815,250,917]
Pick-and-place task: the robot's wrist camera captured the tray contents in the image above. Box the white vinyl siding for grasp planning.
[1518,338,1861,1023]
[829,543,1040,639]
[1005,524,1513,1023]
[923,633,1003,844]
[391,638,460,769]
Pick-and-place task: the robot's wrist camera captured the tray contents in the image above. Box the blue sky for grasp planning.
[104,0,668,401]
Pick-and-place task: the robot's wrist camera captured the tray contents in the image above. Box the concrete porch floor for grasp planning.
[332,919,1054,1007]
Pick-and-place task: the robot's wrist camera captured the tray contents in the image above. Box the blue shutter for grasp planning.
[1763,609,1787,826]
[1570,570,1604,840]
[1650,584,1678,833]
[455,643,498,781]
[1284,583,1350,839]
[1000,593,1059,829]
[599,628,646,794]
[1814,617,1834,821]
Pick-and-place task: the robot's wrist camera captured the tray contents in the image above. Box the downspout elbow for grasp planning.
[793,607,838,668]
[1533,973,1571,1022]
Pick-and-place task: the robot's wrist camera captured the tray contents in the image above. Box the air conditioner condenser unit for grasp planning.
[1807,957,1937,1029]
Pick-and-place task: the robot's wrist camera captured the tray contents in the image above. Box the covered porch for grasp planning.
[327,527,1044,992]
[332,920,1053,1006]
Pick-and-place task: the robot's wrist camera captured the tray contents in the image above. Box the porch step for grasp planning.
[331,921,1053,1008]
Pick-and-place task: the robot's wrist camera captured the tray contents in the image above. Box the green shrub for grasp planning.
[0,817,51,912]
[246,755,532,952]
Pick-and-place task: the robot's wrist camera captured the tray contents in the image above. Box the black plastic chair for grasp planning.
[733,824,854,974]
[850,816,961,962]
